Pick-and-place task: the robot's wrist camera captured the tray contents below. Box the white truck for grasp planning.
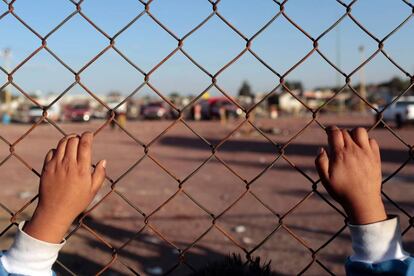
[377,97,414,128]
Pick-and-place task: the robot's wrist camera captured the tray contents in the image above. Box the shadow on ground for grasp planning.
[53,213,352,275]
[54,217,228,275]
[159,136,411,164]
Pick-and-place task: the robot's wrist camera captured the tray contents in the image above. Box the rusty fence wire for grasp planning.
[0,0,414,275]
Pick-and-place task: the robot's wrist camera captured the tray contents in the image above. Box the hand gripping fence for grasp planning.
[0,0,414,275]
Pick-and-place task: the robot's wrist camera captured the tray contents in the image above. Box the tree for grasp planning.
[388,77,407,94]
[169,91,180,99]
[169,91,180,105]
[267,92,279,107]
[238,81,253,98]
[283,80,303,92]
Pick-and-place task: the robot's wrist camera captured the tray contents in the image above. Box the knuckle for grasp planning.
[333,149,344,159]
[61,158,73,171]
[79,138,91,149]
[79,165,90,175]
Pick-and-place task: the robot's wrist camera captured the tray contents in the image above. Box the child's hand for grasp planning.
[315,126,386,225]
[23,132,106,243]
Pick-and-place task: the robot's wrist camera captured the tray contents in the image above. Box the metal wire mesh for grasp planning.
[0,0,413,275]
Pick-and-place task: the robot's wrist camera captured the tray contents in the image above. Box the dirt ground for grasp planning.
[0,113,413,275]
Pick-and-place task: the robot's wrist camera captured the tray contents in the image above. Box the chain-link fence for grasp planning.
[0,0,414,275]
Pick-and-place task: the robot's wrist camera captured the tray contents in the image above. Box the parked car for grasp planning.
[196,97,242,120]
[63,103,91,122]
[12,104,61,123]
[12,105,42,123]
[210,98,242,119]
[141,102,170,119]
[377,97,414,128]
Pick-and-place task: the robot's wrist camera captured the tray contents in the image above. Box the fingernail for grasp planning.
[102,160,107,168]
[66,133,77,139]
[318,147,325,155]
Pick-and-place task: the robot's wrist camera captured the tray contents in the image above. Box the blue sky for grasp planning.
[0,0,413,98]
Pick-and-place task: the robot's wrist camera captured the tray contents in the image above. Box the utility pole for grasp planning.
[358,45,367,113]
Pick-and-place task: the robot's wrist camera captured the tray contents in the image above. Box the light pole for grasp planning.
[0,48,11,113]
[0,48,12,124]
[358,45,367,112]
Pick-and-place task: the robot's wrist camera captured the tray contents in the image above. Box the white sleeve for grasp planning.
[0,221,65,276]
[348,215,409,264]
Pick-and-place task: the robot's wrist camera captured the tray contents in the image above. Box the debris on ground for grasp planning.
[232,225,246,233]
[18,191,32,199]
[242,236,253,245]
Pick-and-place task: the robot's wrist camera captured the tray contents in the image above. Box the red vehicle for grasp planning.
[207,97,242,119]
[63,102,91,122]
[141,102,170,119]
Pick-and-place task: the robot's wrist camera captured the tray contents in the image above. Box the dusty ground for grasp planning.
[0,113,413,275]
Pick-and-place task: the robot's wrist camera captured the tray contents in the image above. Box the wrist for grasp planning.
[344,199,387,225]
[23,207,74,243]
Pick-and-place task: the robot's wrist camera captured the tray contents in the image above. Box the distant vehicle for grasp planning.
[27,105,43,123]
[12,104,43,124]
[107,100,127,115]
[92,106,108,119]
[63,103,91,122]
[46,104,61,122]
[12,104,61,123]
[141,102,170,119]
[377,97,414,128]
[206,97,242,120]
[126,102,141,120]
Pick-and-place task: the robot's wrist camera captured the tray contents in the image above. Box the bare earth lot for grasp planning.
[0,113,413,275]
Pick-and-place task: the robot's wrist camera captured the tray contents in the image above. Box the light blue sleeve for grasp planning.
[346,256,414,276]
[0,254,9,276]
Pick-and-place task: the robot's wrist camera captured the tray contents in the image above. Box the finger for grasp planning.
[55,136,69,161]
[315,148,339,199]
[44,149,54,163]
[64,136,80,162]
[351,127,370,148]
[42,149,55,171]
[315,148,330,182]
[91,160,106,194]
[77,132,93,166]
[369,138,381,159]
[326,126,344,154]
[341,129,354,148]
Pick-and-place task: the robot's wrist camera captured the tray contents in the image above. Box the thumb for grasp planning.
[91,160,106,194]
[315,147,329,184]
